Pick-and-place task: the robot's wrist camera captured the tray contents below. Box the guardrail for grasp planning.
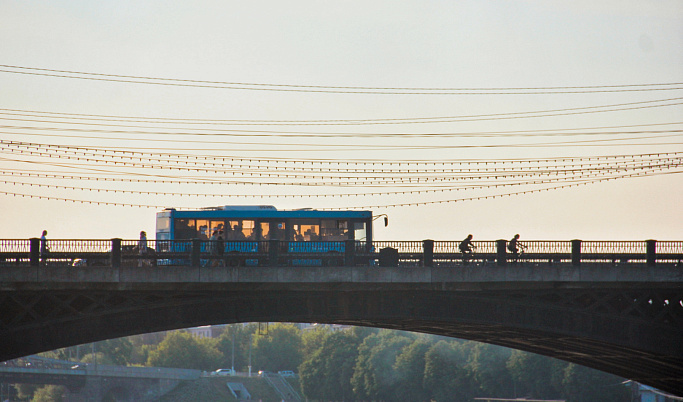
[0,239,681,268]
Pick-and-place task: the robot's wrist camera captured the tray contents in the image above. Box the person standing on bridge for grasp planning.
[39,230,49,265]
[459,234,476,265]
[137,231,148,267]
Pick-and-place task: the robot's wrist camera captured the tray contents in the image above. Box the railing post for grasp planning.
[111,238,121,268]
[30,238,40,267]
[496,239,507,266]
[423,239,434,267]
[345,239,356,266]
[269,240,280,266]
[571,239,582,267]
[191,238,201,267]
[646,239,656,267]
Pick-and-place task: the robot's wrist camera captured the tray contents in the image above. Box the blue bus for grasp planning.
[155,206,374,264]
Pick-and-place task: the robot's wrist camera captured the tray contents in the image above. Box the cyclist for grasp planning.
[508,234,525,262]
[459,234,476,264]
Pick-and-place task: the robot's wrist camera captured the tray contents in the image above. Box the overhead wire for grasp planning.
[1,64,682,94]
[1,97,682,127]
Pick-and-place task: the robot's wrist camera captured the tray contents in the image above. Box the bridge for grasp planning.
[0,355,201,401]
[1,238,682,395]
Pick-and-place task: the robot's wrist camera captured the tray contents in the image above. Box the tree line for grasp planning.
[29,323,630,402]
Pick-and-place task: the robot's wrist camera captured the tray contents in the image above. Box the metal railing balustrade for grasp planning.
[0,238,680,268]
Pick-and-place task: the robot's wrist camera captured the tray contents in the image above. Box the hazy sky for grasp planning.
[1,0,681,240]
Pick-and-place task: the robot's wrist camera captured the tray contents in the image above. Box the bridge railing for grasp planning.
[0,238,681,268]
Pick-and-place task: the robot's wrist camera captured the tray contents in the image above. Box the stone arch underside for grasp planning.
[1,288,682,395]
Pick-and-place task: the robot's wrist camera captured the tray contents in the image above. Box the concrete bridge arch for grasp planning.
[1,263,681,395]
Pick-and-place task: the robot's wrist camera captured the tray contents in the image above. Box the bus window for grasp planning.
[298,220,320,241]
[354,222,367,241]
[321,220,348,241]
[196,219,210,240]
[261,222,286,240]
[209,220,224,238]
[175,219,196,239]
[241,220,255,240]
[226,220,254,240]
[157,215,170,231]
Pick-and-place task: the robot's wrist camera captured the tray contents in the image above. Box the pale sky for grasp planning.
[1,0,681,241]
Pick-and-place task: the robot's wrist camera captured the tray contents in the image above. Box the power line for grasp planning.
[2,130,679,150]
[1,99,682,128]
[2,64,682,95]
[1,97,682,126]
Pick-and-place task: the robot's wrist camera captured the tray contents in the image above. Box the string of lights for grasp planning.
[5,140,681,165]
[2,150,678,184]
[1,167,678,198]
[2,169,678,209]
[3,141,679,174]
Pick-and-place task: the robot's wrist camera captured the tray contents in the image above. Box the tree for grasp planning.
[350,330,414,401]
[251,323,303,372]
[300,330,362,401]
[423,340,472,401]
[561,363,630,402]
[393,339,432,402]
[467,343,513,397]
[507,350,563,398]
[94,338,133,366]
[215,324,256,371]
[32,385,66,402]
[301,325,331,361]
[147,331,222,370]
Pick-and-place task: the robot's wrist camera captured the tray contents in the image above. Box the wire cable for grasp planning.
[2,64,682,95]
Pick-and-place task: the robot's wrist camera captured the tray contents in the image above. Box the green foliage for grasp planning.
[561,363,631,402]
[32,385,66,402]
[147,331,223,370]
[14,383,38,400]
[393,340,431,402]
[94,338,133,366]
[252,323,303,372]
[214,324,256,371]
[301,325,331,361]
[467,343,513,397]
[300,330,361,401]
[507,350,564,398]
[423,340,472,401]
[350,330,413,401]
[80,352,116,365]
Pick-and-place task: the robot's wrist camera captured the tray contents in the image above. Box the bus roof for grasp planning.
[159,206,372,219]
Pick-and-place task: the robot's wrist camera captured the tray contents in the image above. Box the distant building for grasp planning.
[187,325,226,339]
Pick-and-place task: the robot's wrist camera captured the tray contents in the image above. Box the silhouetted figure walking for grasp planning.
[40,230,49,265]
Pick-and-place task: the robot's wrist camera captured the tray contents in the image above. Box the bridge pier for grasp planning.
[423,239,434,267]
[496,239,507,265]
[572,239,582,266]
[647,239,656,267]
